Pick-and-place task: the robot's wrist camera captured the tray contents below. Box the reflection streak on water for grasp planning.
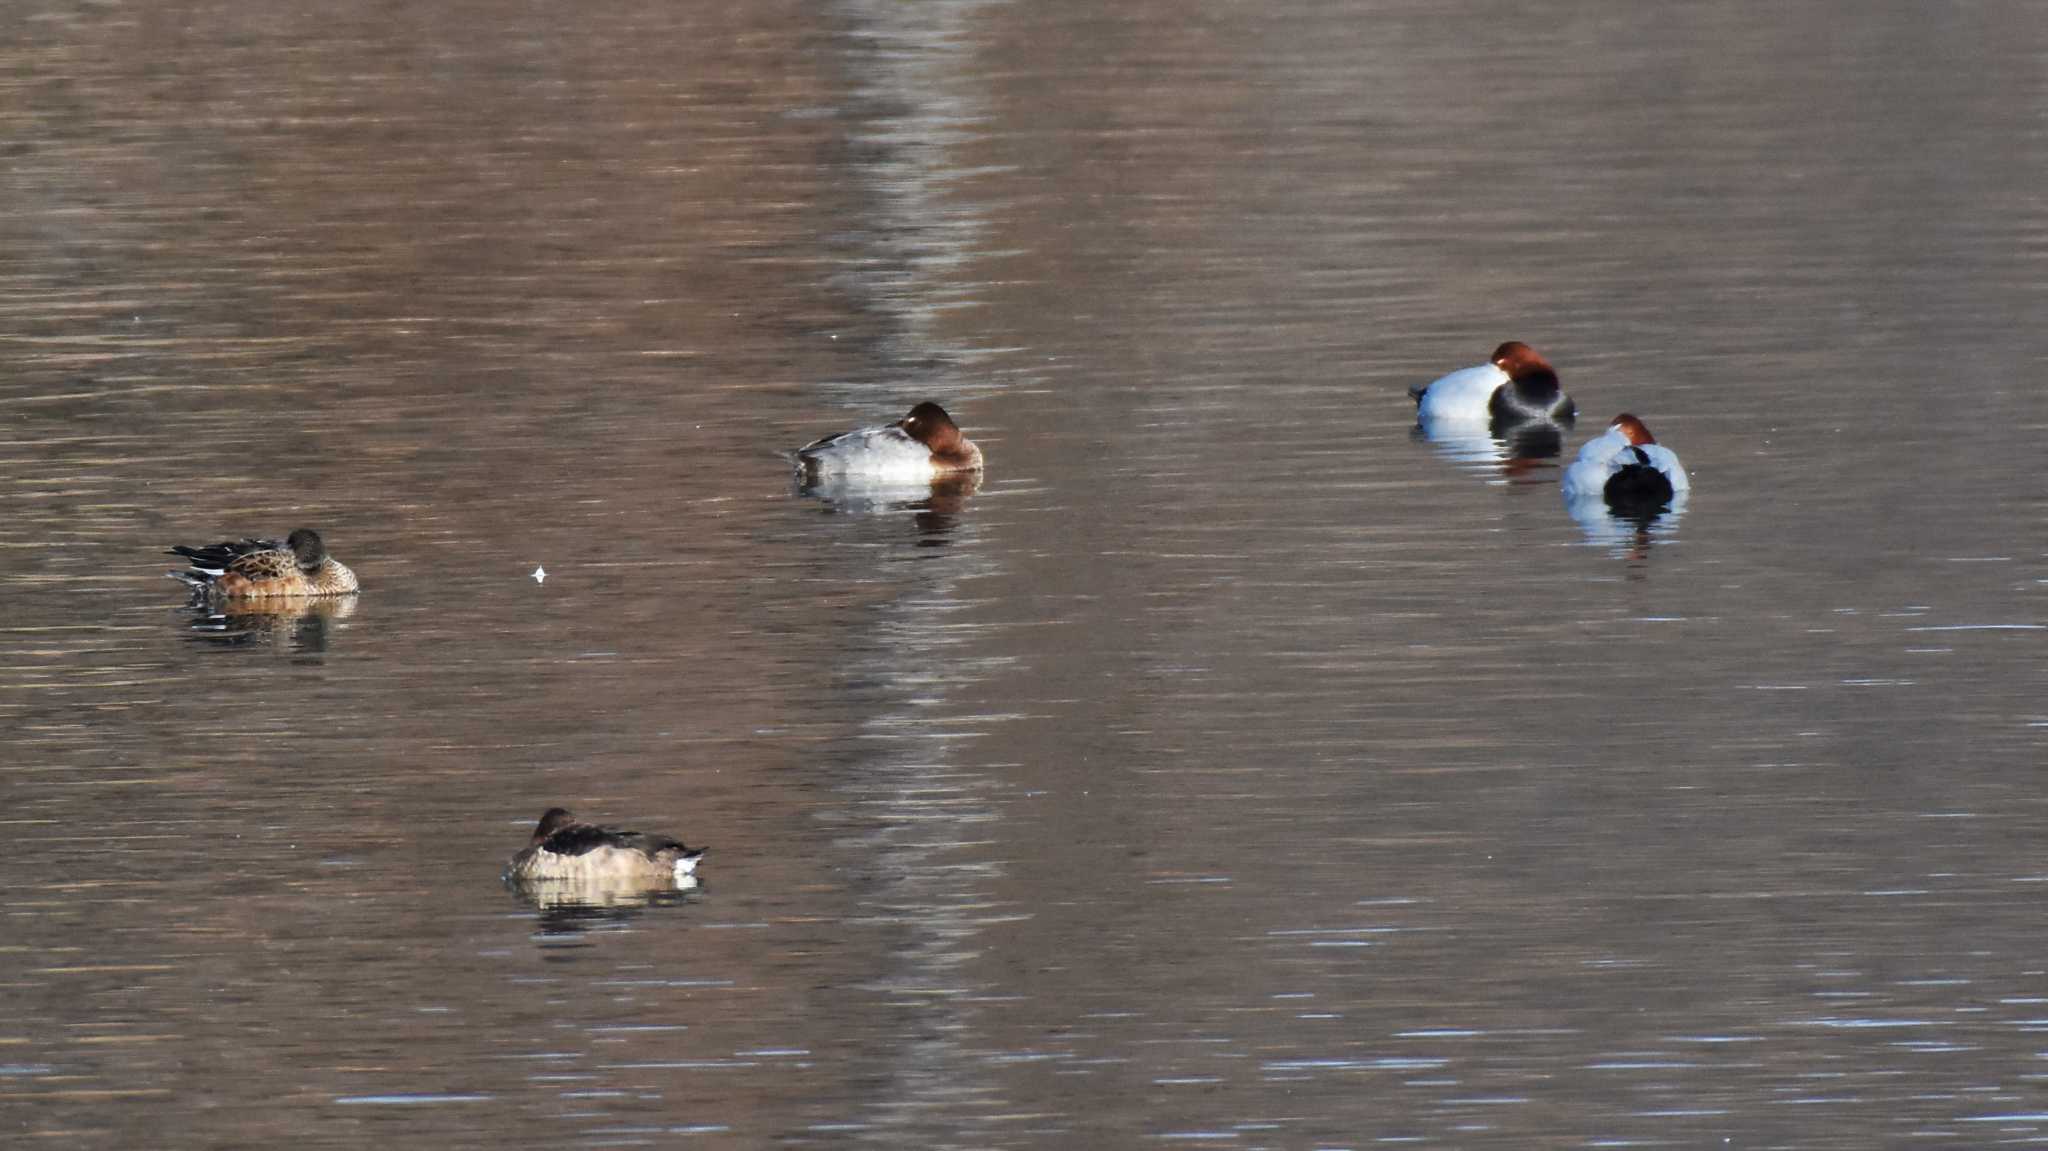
[826,0,1022,1141]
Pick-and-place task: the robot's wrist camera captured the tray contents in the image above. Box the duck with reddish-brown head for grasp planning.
[796,401,983,483]
[1410,341,1576,426]
[1562,413,1691,517]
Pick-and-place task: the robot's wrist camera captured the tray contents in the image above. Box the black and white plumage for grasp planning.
[1410,341,1576,428]
[1562,414,1690,518]
[796,401,983,482]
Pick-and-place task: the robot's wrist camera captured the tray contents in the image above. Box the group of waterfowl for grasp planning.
[1411,340,1690,519]
[167,364,1679,902]
[164,402,986,901]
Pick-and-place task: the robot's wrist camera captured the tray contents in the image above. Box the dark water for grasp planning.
[4,2,2046,1146]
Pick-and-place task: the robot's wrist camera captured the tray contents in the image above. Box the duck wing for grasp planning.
[168,537,285,574]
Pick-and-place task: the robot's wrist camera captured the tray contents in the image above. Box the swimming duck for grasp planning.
[1561,414,1690,515]
[506,808,706,887]
[1410,342,1576,425]
[796,401,983,482]
[167,528,358,598]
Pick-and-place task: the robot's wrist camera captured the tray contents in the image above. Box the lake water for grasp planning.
[4,2,2046,1147]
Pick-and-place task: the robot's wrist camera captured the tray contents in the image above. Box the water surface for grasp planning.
[3,1,2046,1146]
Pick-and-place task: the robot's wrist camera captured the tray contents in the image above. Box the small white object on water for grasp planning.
[532,566,546,584]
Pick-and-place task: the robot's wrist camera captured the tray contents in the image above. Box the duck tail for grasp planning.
[1602,451,1676,514]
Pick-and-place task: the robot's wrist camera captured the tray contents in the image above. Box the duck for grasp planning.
[796,401,983,482]
[506,808,706,888]
[1410,341,1576,425]
[167,528,358,598]
[1561,413,1690,515]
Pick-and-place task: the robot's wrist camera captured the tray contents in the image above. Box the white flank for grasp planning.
[798,425,938,481]
[1415,362,1510,423]
[1562,428,1690,503]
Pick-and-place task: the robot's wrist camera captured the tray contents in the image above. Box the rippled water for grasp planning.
[4,2,2046,1146]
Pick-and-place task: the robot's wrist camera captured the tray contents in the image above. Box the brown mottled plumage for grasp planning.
[168,528,359,598]
[506,808,706,887]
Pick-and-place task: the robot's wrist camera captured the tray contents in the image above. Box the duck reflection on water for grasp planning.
[1566,494,1687,560]
[797,469,981,541]
[514,872,700,912]
[513,883,701,939]
[179,594,357,653]
[1410,415,1571,480]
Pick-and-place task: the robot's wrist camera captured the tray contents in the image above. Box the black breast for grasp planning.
[1489,373,1575,423]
